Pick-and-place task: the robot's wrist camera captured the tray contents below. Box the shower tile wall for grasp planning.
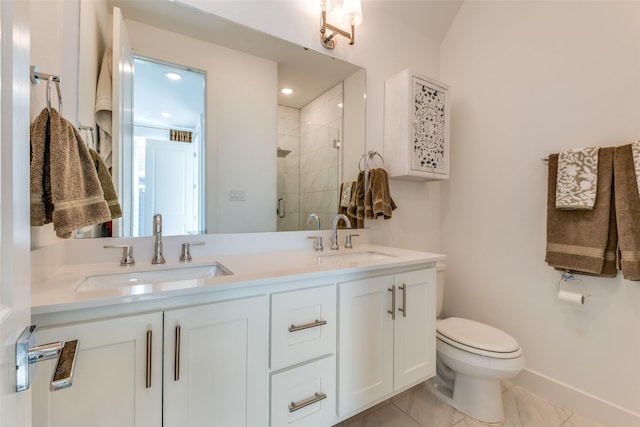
[277,106,300,232]
[299,83,343,230]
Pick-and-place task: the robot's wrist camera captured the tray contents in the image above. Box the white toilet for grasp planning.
[430,264,525,423]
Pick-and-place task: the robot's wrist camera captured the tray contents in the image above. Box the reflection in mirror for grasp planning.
[132,57,206,237]
[77,0,366,237]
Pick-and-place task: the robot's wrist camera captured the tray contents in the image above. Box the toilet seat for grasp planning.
[437,317,522,359]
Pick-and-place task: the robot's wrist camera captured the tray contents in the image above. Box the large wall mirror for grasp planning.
[77,0,366,238]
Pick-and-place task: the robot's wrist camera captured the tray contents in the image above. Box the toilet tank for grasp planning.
[436,262,446,318]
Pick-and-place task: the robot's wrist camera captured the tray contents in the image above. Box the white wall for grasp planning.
[440,1,640,422]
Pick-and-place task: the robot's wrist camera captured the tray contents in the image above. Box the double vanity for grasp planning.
[30,231,444,427]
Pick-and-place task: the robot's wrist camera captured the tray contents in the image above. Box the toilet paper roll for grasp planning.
[558,289,585,305]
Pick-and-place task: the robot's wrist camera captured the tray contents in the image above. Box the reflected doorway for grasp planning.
[131,57,205,236]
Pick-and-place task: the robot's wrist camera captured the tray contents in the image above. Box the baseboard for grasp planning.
[512,368,640,426]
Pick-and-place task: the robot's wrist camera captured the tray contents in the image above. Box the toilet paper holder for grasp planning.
[558,271,591,304]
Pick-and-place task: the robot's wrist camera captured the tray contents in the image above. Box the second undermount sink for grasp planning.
[317,250,395,264]
[76,263,232,293]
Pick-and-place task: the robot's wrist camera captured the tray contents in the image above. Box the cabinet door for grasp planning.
[338,275,393,416]
[163,295,268,427]
[393,268,436,390]
[32,312,163,427]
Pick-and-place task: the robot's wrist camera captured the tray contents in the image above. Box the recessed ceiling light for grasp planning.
[161,112,172,118]
[164,71,182,81]
[281,88,294,95]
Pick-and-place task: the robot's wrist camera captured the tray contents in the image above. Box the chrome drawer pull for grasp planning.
[145,330,152,388]
[174,325,181,381]
[388,285,396,320]
[399,283,407,317]
[289,392,327,413]
[288,319,327,333]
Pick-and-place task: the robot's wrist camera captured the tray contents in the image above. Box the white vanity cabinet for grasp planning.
[32,312,164,427]
[32,295,267,427]
[384,69,450,181]
[338,268,436,416]
[163,295,268,427]
[269,284,337,427]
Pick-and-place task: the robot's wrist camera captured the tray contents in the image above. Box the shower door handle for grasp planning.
[277,197,286,218]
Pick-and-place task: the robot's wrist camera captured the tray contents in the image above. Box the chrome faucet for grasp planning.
[307,213,320,230]
[151,214,166,264]
[331,213,352,250]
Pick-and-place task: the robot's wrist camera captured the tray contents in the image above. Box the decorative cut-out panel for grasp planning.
[412,77,447,174]
[383,69,450,181]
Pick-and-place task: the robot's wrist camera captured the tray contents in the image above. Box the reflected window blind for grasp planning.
[170,129,193,143]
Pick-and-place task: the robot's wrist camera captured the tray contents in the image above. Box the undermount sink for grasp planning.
[76,263,232,293]
[317,250,395,264]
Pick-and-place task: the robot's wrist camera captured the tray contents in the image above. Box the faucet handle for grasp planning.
[180,241,205,262]
[345,234,360,249]
[307,236,324,251]
[104,245,135,266]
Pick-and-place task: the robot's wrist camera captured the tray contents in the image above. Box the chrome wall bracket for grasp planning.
[15,325,79,392]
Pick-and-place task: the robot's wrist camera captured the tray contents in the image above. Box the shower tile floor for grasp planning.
[333,380,604,427]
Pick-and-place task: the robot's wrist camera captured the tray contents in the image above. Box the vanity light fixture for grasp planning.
[320,0,362,49]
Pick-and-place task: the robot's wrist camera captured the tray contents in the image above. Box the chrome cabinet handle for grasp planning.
[288,319,327,333]
[174,325,181,381]
[145,330,152,388]
[399,284,407,317]
[387,285,396,320]
[289,392,327,413]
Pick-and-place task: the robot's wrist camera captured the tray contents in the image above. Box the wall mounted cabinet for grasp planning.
[384,69,450,181]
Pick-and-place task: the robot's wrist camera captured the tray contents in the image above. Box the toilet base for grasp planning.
[429,373,504,424]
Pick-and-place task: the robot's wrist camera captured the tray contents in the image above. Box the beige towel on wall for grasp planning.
[46,108,112,238]
[555,147,599,210]
[365,168,397,220]
[545,147,617,277]
[613,144,640,280]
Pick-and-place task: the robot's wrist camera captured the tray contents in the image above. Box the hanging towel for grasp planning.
[629,141,640,197]
[545,147,617,276]
[31,108,112,238]
[347,171,365,228]
[30,108,52,226]
[555,147,599,210]
[339,181,355,221]
[89,148,122,220]
[95,48,113,169]
[365,168,397,220]
[613,144,640,280]
[340,181,353,208]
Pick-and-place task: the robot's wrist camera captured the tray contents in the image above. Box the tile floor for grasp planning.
[334,380,605,427]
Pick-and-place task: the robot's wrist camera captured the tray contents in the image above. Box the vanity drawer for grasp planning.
[270,356,336,427]
[270,284,336,370]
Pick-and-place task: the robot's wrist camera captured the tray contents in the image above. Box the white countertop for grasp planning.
[32,244,445,315]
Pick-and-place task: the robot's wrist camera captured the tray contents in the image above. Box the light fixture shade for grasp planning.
[342,0,362,26]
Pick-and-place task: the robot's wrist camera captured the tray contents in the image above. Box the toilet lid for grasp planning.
[437,317,520,354]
